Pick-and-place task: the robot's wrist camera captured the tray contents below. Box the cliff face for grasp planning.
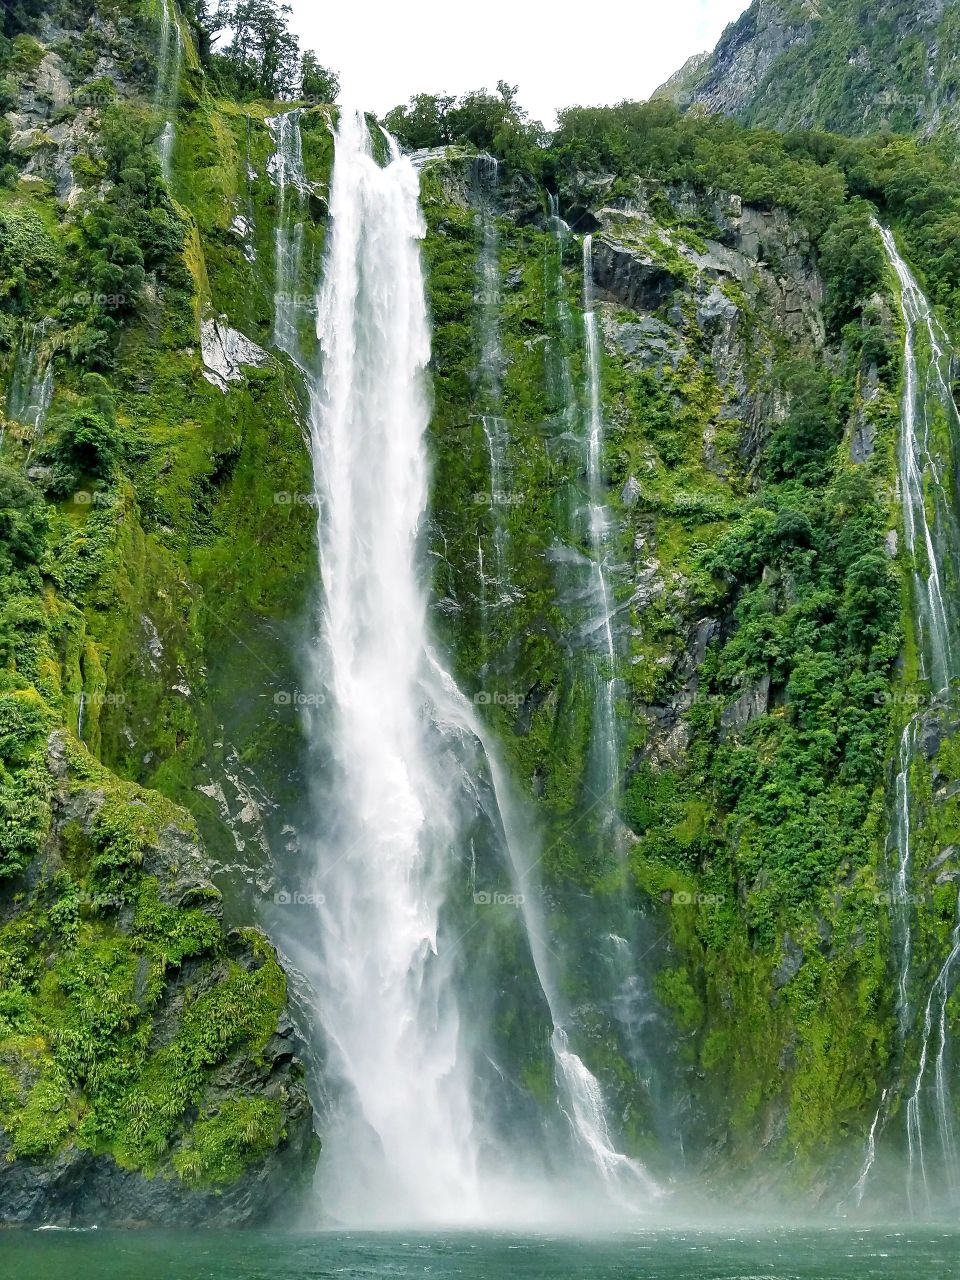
[419,154,926,1194]
[658,0,960,138]
[0,0,323,1225]
[1,0,959,1223]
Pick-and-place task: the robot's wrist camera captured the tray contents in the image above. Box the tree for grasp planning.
[210,0,301,99]
[301,52,339,103]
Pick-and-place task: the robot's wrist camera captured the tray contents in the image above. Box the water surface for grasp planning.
[4,1226,958,1279]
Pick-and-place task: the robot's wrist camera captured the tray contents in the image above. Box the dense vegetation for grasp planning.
[0,0,957,1213]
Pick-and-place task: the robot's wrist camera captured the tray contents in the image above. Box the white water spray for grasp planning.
[3,321,54,458]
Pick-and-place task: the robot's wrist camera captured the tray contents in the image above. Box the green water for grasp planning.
[2,1227,958,1279]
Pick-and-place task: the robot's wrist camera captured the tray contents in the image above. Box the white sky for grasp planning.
[288,0,753,127]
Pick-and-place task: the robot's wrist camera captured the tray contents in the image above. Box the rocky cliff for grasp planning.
[1,0,959,1221]
[657,0,960,138]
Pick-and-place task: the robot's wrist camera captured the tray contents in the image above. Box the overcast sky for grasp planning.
[288,1,752,126]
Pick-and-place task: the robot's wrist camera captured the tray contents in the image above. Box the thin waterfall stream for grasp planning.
[3,320,54,460]
[155,0,183,185]
[582,234,621,823]
[853,225,960,1212]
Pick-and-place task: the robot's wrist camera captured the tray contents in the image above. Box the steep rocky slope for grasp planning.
[657,0,960,138]
[0,0,323,1224]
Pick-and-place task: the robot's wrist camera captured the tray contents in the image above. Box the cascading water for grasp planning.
[154,0,183,185]
[262,108,658,1226]
[473,156,512,616]
[266,109,309,361]
[582,235,621,820]
[858,225,960,1213]
[3,321,54,458]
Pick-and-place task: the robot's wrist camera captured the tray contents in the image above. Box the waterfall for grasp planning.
[3,321,54,458]
[878,226,960,687]
[425,655,662,1209]
[266,109,309,361]
[582,235,620,818]
[868,225,960,1212]
[303,107,486,1224]
[473,156,512,619]
[154,0,183,185]
[261,107,658,1226]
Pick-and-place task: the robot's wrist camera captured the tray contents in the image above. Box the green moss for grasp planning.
[174,1096,285,1186]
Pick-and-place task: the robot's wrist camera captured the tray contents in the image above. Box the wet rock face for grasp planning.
[590,236,685,312]
[720,676,772,740]
[0,734,317,1229]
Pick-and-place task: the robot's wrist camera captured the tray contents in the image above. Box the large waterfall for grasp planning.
[862,226,960,1212]
[263,107,658,1227]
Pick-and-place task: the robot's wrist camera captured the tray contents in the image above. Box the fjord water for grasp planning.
[264,108,652,1227]
[6,1226,960,1280]
[862,227,960,1211]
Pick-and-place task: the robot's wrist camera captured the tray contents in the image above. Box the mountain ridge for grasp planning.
[656,0,960,138]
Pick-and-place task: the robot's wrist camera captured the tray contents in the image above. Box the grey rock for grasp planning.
[201,318,271,391]
[697,283,738,328]
[690,618,721,666]
[772,931,804,990]
[621,475,642,508]
[921,715,943,759]
[35,54,71,110]
[589,235,685,312]
[851,419,876,463]
[656,1,813,121]
[720,675,771,738]
[885,530,898,558]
